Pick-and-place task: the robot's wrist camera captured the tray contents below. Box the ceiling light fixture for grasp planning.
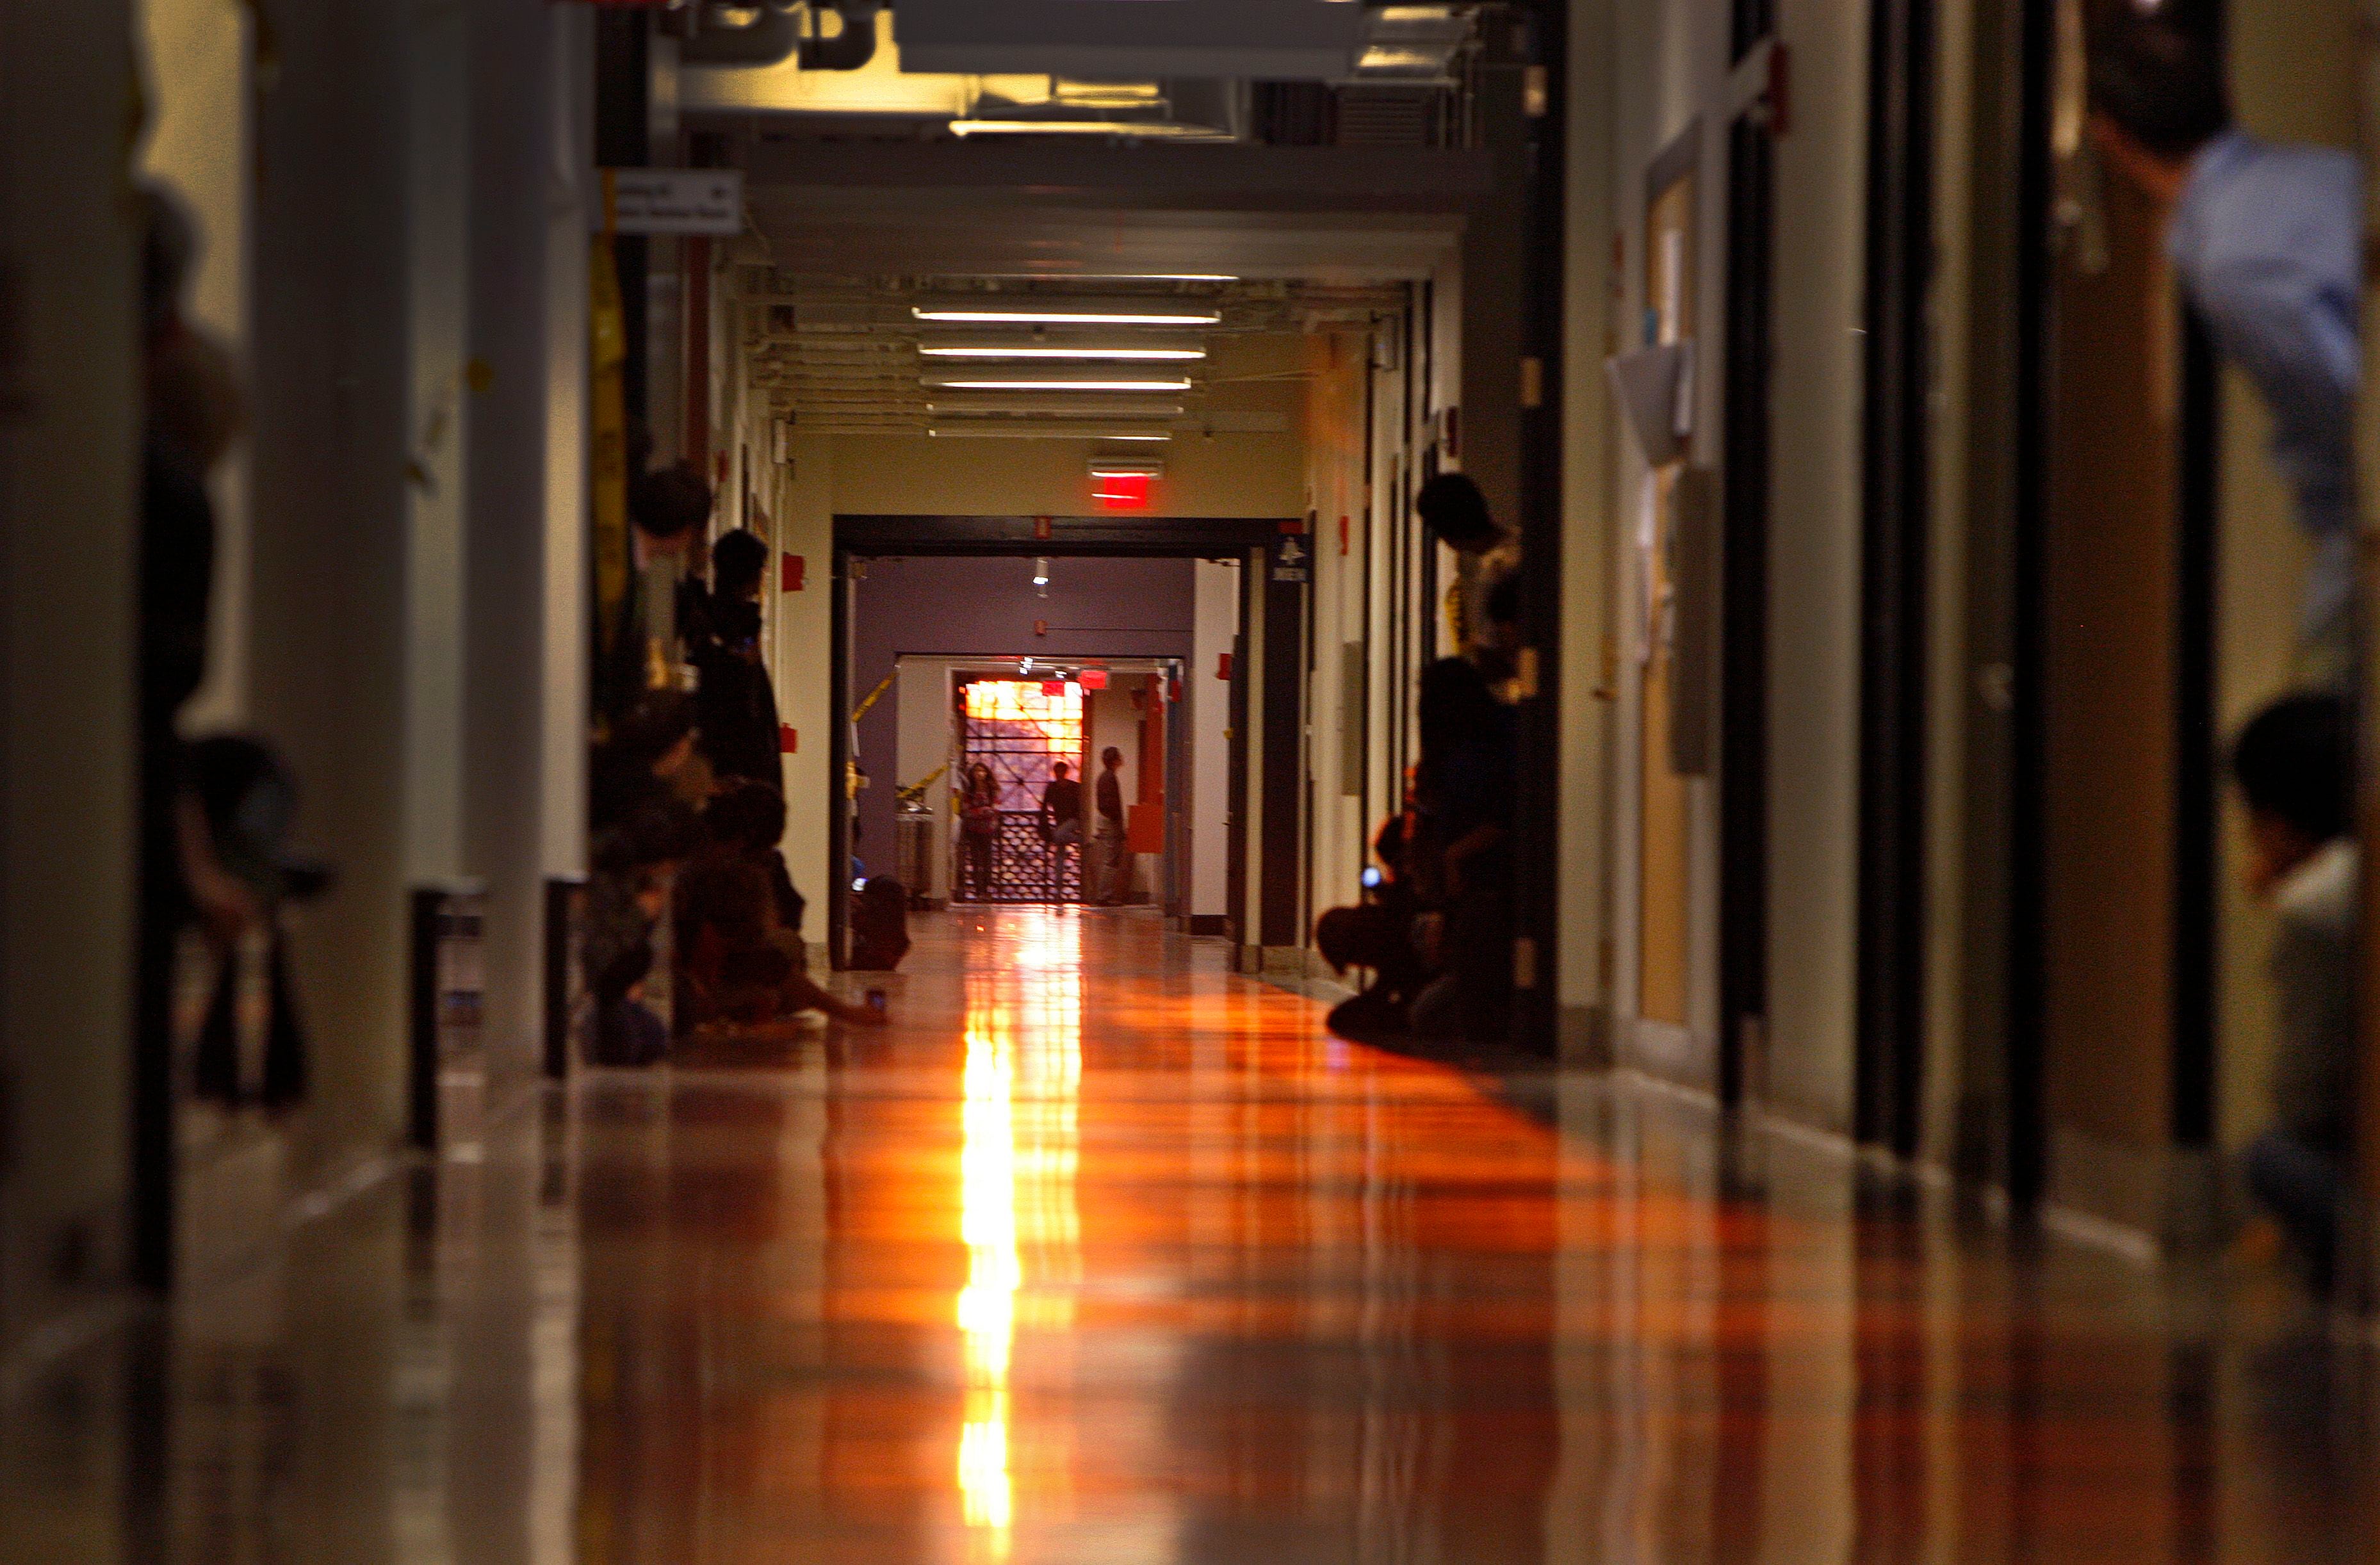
[913,299,1223,327]
[924,375,1193,393]
[926,426,1175,441]
[925,399,1186,419]
[916,342,1207,362]
[947,119,1233,140]
[960,272,1239,284]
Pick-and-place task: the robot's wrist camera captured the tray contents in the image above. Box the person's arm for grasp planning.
[2176,159,2359,533]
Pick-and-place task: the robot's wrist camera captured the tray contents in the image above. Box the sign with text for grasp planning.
[598,169,744,236]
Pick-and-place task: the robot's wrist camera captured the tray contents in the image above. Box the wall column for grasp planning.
[464,0,584,1080]
[248,0,417,1171]
[0,0,143,1342]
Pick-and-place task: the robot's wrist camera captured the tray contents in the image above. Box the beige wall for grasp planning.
[773,434,841,907]
[828,428,1302,520]
[1303,332,1373,923]
[828,332,1305,521]
[1597,0,1870,1125]
[138,0,252,733]
[1558,0,1620,1050]
[1762,0,1870,1130]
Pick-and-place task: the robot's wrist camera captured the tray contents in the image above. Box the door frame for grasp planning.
[1855,0,1936,1156]
[829,514,1287,964]
[1720,109,1777,1109]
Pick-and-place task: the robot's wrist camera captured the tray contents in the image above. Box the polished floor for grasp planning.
[6,907,2377,1562]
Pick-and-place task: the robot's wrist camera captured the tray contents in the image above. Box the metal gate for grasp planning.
[954,677,1084,904]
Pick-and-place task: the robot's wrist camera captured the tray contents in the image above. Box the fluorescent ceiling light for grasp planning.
[923,374,1193,393]
[913,299,1223,327]
[926,426,1174,441]
[926,398,1185,419]
[1088,457,1165,479]
[1357,45,1447,71]
[962,272,1239,283]
[948,119,1233,140]
[917,341,1207,362]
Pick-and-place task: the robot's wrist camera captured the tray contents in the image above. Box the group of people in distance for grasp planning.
[1316,473,1523,1048]
[584,461,901,1064]
[957,745,1132,905]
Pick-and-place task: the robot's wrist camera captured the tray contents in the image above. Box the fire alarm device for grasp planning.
[778,724,798,754]
[781,553,804,592]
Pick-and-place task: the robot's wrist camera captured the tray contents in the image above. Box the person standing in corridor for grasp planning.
[958,762,1000,902]
[2088,5,2360,686]
[1040,759,1084,900]
[1090,746,1129,906]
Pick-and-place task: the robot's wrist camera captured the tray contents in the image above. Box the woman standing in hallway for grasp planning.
[959,762,1000,902]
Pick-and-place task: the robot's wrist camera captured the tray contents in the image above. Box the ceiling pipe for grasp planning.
[683,1,880,72]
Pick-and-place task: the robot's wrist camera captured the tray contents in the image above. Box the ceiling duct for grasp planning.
[892,0,1368,80]
[683,1,881,71]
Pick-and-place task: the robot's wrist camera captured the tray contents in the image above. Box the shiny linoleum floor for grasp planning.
[6,907,2378,1562]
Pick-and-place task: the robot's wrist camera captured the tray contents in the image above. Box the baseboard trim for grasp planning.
[1557,1004,1612,1067]
[2046,1127,2222,1260]
[1622,1017,1714,1093]
[1187,914,1230,938]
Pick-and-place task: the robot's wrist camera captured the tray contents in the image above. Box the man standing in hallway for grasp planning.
[2089,6,2359,685]
[1041,759,1084,899]
[691,528,781,791]
[1090,747,1129,905]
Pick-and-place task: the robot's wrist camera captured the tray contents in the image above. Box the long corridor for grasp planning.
[8,910,2376,1561]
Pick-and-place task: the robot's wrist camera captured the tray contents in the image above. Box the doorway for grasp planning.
[1633,129,1702,1067]
[826,515,1285,967]
[954,676,1087,904]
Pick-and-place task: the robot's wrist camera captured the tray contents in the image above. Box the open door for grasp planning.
[1634,133,1700,1065]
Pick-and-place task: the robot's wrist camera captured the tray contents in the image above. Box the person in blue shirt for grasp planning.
[2090,5,2361,685]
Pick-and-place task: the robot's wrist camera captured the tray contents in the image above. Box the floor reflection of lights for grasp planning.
[958,910,1082,1559]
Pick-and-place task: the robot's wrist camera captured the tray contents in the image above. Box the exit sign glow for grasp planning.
[1092,473,1152,510]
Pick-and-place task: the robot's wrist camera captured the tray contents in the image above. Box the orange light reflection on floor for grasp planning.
[956,911,1082,1557]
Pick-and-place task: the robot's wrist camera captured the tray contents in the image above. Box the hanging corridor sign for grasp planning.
[596,169,744,236]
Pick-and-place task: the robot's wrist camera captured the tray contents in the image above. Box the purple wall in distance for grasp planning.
[848,555,1198,875]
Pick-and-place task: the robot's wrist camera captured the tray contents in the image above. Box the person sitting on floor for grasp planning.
[1404,656,1517,1044]
[1316,813,1430,1042]
[583,801,700,1066]
[591,690,702,836]
[677,780,884,1032]
[2230,692,2358,1293]
[847,877,912,972]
